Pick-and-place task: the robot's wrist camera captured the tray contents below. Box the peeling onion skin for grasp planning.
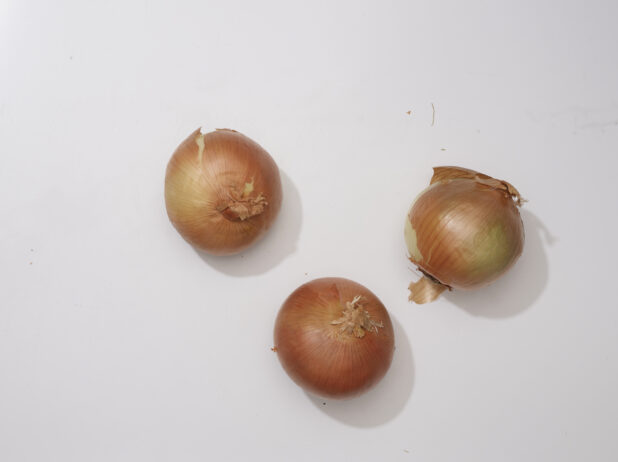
[165,128,282,255]
[405,167,525,303]
[274,278,395,399]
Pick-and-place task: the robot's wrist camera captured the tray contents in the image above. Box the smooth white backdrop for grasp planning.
[1,1,617,460]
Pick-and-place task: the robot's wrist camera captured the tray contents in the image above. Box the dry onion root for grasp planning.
[405,166,525,304]
[165,128,282,255]
[273,278,395,399]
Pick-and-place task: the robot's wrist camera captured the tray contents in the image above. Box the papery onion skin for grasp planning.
[165,128,282,255]
[405,167,524,303]
[274,278,394,399]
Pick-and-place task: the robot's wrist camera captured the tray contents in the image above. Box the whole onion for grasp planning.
[165,128,282,255]
[274,278,395,399]
[405,166,525,304]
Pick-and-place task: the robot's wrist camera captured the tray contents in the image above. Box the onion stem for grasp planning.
[331,296,384,338]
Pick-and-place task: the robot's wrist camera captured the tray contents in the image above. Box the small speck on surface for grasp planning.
[404,449,410,453]
[406,110,412,115]
[322,402,326,405]
[440,148,446,151]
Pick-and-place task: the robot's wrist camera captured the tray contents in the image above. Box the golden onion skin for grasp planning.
[274,278,395,399]
[405,169,524,290]
[165,128,282,255]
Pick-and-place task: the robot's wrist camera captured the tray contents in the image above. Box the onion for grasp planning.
[165,128,282,255]
[405,166,525,304]
[273,278,395,399]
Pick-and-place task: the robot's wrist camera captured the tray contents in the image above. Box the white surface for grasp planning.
[1,0,617,460]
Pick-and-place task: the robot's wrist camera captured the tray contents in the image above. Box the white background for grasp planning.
[1,1,617,460]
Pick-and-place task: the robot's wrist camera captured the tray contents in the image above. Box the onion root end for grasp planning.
[331,296,383,338]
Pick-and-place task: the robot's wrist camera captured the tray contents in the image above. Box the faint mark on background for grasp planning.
[531,104,618,133]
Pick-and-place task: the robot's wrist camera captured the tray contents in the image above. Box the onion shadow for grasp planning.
[193,170,302,276]
[444,209,555,318]
[305,317,414,428]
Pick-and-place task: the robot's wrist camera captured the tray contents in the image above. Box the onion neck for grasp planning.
[331,296,383,338]
[431,166,525,206]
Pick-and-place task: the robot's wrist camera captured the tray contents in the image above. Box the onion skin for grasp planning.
[274,278,395,399]
[165,128,282,255]
[405,167,524,303]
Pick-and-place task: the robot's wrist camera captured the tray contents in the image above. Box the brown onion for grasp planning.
[165,128,282,255]
[405,166,525,304]
[273,278,395,399]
